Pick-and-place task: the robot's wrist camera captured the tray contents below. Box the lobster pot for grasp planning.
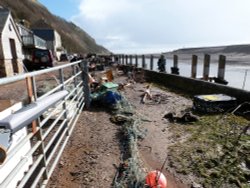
[193,94,237,113]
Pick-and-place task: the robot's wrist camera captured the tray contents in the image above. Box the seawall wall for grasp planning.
[141,69,250,103]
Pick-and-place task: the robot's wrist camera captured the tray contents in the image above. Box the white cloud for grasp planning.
[78,0,136,21]
[71,0,250,53]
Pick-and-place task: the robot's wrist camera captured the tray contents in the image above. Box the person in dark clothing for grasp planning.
[157,55,166,72]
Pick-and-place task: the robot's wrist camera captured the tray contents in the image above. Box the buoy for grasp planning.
[146,170,167,188]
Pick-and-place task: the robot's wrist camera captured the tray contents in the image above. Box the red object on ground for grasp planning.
[146,170,167,188]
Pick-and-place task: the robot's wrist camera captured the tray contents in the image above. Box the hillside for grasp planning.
[164,44,250,64]
[0,0,109,54]
[170,44,250,55]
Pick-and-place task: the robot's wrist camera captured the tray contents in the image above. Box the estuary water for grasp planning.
[134,58,250,91]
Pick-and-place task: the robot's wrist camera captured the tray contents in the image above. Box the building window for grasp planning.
[9,24,12,31]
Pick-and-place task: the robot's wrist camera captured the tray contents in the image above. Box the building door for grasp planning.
[9,38,18,73]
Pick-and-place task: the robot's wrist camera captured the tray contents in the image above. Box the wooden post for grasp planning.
[203,54,210,81]
[191,55,198,78]
[26,76,49,180]
[171,55,179,74]
[218,55,226,80]
[117,55,120,64]
[142,55,146,69]
[135,55,138,67]
[173,55,178,68]
[26,76,37,133]
[122,54,125,65]
[125,55,128,65]
[119,55,122,64]
[130,55,133,65]
[150,55,154,70]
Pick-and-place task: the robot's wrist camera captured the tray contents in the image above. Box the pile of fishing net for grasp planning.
[111,97,147,188]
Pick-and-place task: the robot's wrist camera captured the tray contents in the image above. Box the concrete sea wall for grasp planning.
[143,69,250,103]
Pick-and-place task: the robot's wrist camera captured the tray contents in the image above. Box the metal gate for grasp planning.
[0,60,89,188]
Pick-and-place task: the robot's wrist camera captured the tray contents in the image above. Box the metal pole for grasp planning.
[242,69,248,90]
[59,68,69,129]
[80,60,91,108]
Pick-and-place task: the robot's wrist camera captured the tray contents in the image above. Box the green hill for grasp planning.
[0,0,109,54]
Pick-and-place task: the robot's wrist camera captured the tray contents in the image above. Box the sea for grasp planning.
[133,58,250,91]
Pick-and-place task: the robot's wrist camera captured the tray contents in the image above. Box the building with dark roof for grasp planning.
[33,29,62,60]
[0,7,24,77]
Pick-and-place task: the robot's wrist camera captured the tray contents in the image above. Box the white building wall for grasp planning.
[54,30,61,49]
[54,30,62,60]
[2,16,23,60]
[0,14,24,76]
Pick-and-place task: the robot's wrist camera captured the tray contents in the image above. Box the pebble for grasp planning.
[192,182,203,188]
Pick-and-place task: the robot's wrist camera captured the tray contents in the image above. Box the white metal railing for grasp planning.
[0,60,90,188]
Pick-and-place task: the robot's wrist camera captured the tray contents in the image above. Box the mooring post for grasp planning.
[135,55,138,67]
[122,54,124,65]
[218,55,226,81]
[120,55,122,64]
[203,54,210,81]
[142,55,146,69]
[117,55,121,64]
[150,55,154,70]
[191,55,198,78]
[130,55,133,65]
[171,55,179,74]
[174,55,178,68]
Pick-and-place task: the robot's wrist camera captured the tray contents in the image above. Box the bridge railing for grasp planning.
[0,60,89,188]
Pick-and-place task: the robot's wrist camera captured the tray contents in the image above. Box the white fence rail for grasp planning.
[0,60,89,188]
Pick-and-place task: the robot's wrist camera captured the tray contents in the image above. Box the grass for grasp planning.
[168,114,250,187]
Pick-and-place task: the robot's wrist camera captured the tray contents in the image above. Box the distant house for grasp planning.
[32,29,63,60]
[0,7,24,77]
[16,23,47,66]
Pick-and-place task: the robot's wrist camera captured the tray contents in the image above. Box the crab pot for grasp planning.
[193,94,237,113]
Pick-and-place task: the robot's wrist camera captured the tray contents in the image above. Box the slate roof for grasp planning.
[0,7,10,33]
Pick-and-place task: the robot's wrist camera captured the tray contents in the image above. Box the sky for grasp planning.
[39,0,250,53]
